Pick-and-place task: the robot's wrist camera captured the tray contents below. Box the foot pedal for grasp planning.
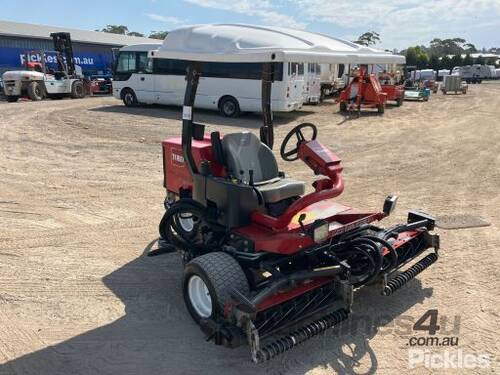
[147,238,176,257]
[383,252,438,296]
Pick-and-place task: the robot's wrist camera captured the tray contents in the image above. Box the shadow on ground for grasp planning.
[89,104,316,129]
[0,239,432,375]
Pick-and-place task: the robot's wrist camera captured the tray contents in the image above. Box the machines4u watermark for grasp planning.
[405,309,491,369]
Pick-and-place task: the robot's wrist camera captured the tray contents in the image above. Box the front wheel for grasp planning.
[27,81,45,101]
[377,104,385,114]
[339,102,347,112]
[122,88,138,107]
[219,96,240,117]
[71,81,85,99]
[396,97,403,107]
[183,252,249,323]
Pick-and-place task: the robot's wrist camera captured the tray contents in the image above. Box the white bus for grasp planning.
[112,44,304,117]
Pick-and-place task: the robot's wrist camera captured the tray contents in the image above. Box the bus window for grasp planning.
[115,51,136,73]
[338,64,345,78]
[297,63,304,76]
[137,52,152,73]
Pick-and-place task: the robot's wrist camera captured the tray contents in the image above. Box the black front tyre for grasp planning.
[219,96,240,117]
[122,88,138,107]
[71,81,85,99]
[27,81,45,101]
[183,252,249,324]
[377,104,385,113]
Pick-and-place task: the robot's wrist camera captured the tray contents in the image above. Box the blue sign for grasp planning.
[0,46,114,75]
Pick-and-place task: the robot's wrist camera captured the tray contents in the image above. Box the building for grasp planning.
[0,20,158,75]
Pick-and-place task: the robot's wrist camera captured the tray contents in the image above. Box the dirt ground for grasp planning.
[0,83,499,375]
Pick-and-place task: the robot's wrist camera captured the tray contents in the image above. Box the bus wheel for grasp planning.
[122,89,138,107]
[219,96,240,117]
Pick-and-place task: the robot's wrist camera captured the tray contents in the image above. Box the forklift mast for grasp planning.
[50,32,76,76]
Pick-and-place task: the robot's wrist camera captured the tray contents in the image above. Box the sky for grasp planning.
[1,0,499,50]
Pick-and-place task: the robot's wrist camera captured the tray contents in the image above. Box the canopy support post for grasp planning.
[260,62,274,149]
[182,63,201,175]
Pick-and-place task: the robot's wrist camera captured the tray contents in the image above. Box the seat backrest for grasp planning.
[221,132,279,184]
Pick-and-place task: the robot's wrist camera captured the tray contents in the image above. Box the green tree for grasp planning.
[353,31,380,46]
[429,55,440,70]
[149,31,169,40]
[429,38,466,56]
[463,53,473,65]
[464,43,477,53]
[127,31,145,37]
[440,55,452,70]
[450,54,463,68]
[405,46,429,69]
[405,48,418,67]
[100,25,129,34]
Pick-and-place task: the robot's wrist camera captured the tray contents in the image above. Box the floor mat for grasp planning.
[436,214,490,229]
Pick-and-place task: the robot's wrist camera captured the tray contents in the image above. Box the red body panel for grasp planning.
[339,73,387,109]
[162,136,225,193]
[236,199,385,255]
[257,278,332,311]
[380,84,404,102]
[254,228,427,310]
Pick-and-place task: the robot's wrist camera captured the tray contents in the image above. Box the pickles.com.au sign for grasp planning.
[0,47,112,70]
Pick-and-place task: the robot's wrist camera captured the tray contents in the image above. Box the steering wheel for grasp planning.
[280,123,318,161]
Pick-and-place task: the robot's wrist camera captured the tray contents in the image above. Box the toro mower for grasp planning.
[154,57,440,363]
[338,66,387,114]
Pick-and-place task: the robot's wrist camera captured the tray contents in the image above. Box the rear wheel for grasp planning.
[377,104,385,114]
[6,96,19,103]
[71,81,85,99]
[27,81,45,101]
[219,96,240,117]
[339,102,347,112]
[183,252,249,323]
[122,88,138,107]
[396,97,403,107]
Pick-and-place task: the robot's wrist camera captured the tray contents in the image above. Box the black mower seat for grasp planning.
[221,132,305,203]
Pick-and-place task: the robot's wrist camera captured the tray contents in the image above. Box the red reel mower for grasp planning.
[153,62,440,363]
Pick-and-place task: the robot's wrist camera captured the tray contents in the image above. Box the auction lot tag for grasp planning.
[182,106,192,120]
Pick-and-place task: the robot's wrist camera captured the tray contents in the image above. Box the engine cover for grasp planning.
[162,136,224,194]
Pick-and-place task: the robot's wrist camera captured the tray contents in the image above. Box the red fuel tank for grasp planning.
[162,136,225,194]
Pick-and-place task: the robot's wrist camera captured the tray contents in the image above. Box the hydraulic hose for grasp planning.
[159,199,220,254]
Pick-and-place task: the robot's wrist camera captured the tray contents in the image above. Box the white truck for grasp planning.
[2,32,86,102]
[319,63,346,99]
[452,64,498,83]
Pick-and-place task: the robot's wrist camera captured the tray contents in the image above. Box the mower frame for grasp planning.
[155,55,440,362]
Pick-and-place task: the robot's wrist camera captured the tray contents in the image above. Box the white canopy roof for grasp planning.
[152,24,405,64]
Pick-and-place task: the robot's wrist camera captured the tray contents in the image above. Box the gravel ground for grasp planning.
[0,83,499,375]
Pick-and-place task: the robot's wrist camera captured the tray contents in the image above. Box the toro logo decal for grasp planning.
[171,149,185,167]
